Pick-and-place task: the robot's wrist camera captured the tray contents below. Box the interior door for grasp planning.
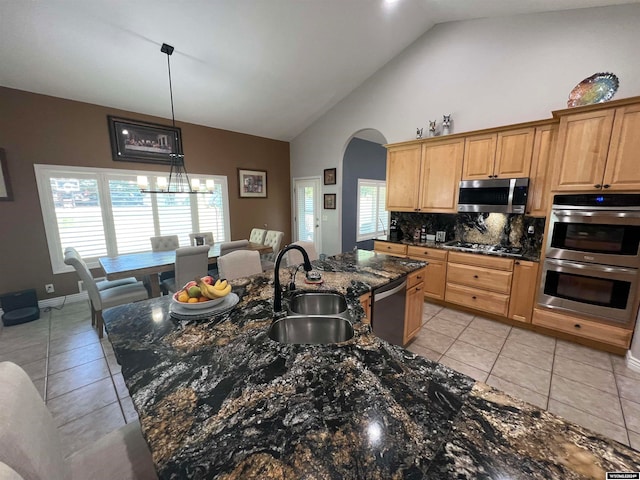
[293,178,321,253]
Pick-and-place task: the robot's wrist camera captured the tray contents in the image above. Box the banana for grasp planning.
[214,279,221,288]
[210,284,231,297]
[214,279,228,291]
[196,277,231,299]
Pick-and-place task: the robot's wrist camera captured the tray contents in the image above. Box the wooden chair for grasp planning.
[188,232,214,246]
[285,241,319,266]
[0,361,158,480]
[249,228,267,244]
[64,249,148,338]
[217,250,262,281]
[160,245,210,293]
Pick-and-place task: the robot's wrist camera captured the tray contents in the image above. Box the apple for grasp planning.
[202,276,214,285]
[184,280,197,289]
[187,286,201,298]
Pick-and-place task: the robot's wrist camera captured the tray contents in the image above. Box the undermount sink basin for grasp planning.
[268,315,354,344]
[287,291,348,316]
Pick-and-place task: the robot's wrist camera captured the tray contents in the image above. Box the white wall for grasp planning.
[290,4,640,255]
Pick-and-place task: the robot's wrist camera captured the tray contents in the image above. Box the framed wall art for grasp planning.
[0,148,13,201]
[324,168,336,185]
[108,116,183,164]
[324,193,336,210]
[238,168,267,198]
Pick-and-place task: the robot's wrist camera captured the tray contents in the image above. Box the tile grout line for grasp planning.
[101,337,128,424]
[610,353,632,446]
[546,338,557,411]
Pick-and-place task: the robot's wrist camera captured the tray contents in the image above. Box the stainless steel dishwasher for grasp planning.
[371,275,407,346]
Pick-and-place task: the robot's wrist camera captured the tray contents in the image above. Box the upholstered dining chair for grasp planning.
[160,245,210,293]
[217,250,262,281]
[260,230,285,270]
[188,232,214,246]
[0,361,158,480]
[285,241,319,267]
[249,228,267,244]
[64,247,138,292]
[64,248,148,338]
[218,239,250,257]
[0,461,24,480]
[150,235,180,251]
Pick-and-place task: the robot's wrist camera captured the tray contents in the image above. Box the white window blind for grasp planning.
[297,184,315,242]
[357,179,388,241]
[35,164,230,274]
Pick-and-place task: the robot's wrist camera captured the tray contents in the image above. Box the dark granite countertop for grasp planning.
[103,250,638,479]
[375,237,541,262]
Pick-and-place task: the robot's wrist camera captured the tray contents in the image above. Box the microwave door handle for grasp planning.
[507,178,515,209]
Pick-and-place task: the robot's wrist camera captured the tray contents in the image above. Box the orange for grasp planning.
[177,291,189,303]
[187,297,199,303]
[198,296,209,302]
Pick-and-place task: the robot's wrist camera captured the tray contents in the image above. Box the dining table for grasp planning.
[99,241,272,297]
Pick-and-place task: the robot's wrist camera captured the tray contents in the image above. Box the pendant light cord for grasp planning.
[166,53,176,128]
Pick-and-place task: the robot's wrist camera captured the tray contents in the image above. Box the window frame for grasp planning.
[356,178,388,242]
[34,164,230,274]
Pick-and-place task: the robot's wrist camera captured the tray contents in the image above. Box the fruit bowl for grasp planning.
[171,292,225,310]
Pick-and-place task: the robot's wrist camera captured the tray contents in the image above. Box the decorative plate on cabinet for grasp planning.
[567,72,619,107]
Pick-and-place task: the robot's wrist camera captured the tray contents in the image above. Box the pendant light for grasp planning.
[138,43,201,194]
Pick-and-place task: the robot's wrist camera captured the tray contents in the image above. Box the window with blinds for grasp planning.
[35,165,230,274]
[356,179,388,241]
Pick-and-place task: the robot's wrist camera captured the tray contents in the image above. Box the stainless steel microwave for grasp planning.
[457,178,529,214]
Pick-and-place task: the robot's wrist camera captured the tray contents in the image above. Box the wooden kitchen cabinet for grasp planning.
[508,260,539,323]
[445,251,514,317]
[386,139,463,213]
[407,246,448,301]
[386,143,422,211]
[359,292,371,325]
[462,128,534,180]
[552,101,640,192]
[404,268,426,344]
[526,123,556,216]
[373,240,407,257]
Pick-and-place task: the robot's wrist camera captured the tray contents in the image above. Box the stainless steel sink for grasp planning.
[287,291,348,316]
[268,315,354,344]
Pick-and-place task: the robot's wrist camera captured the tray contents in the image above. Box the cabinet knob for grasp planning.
[417,275,422,280]
[472,296,477,300]
[416,287,421,292]
[574,324,581,329]
[515,261,520,265]
[473,275,479,279]
[603,184,610,189]
[594,184,602,189]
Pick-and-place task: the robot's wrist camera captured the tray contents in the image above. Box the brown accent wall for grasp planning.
[0,87,291,299]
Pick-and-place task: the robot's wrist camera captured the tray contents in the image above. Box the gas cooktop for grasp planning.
[443,241,524,258]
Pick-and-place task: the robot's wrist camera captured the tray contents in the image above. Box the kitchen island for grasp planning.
[103,250,640,479]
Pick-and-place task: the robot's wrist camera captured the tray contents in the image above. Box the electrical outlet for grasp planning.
[45,284,55,294]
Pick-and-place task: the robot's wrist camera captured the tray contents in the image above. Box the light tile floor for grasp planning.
[409,301,640,448]
[1,299,639,454]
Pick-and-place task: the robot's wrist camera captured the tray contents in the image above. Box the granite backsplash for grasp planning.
[391,212,545,253]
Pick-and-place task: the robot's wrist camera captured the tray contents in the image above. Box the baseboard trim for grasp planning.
[626,350,640,373]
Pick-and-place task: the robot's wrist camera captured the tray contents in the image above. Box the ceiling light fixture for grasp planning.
[138,43,204,194]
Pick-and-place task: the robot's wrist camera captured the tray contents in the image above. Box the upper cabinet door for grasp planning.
[527,124,556,216]
[418,139,464,213]
[462,134,496,180]
[386,144,422,211]
[552,109,615,192]
[603,104,640,191]
[494,127,534,178]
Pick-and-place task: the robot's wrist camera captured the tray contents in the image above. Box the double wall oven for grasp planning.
[539,194,640,328]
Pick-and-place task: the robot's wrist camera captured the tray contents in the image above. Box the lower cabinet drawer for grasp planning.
[373,241,407,257]
[532,307,632,349]
[447,263,513,294]
[445,282,509,317]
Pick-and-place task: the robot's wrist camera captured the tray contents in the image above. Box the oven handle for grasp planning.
[552,209,640,222]
[545,258,638,276]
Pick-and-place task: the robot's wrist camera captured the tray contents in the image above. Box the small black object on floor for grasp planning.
[0,289,40,326]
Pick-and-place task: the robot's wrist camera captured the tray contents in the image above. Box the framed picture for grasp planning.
[107,116,183,164]
[324,193,336,210]
[324,168,336,185]
[0,148,13,201]
[238,168,267,198]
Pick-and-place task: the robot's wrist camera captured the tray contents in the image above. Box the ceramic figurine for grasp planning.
[442,114,452,135]
[416,127,423,139]
[428,120,438,137]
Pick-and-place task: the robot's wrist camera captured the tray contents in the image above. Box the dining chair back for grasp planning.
[64,247,138,291]
[64,248,148,338]
[0,462,23,480]
[249,228,267,244]
[285,241,319,267]
[262,231,284,262]
[150,235,180,252]
[217,250,262,281]
[0,361,157,480]
[218,239,250,257]
[160,245,210,293]
[188,232,215,246]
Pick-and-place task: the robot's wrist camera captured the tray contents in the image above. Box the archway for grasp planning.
[341,128,388,252]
